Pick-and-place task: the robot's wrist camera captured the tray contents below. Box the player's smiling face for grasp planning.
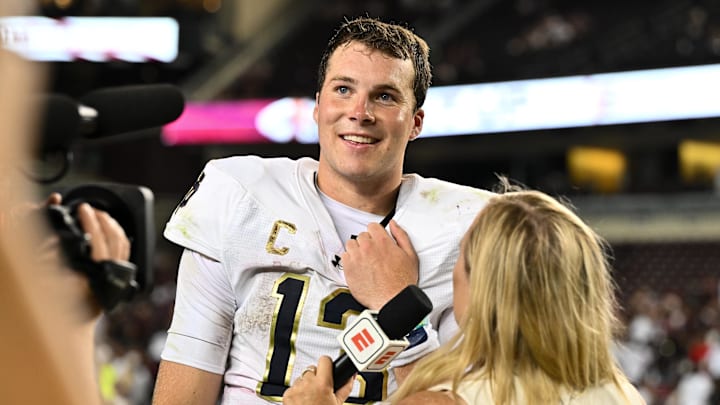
[314,41,424,186]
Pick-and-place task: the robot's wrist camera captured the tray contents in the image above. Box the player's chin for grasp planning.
[338,163,381,180]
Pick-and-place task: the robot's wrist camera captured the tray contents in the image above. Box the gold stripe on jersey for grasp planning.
[259,273,311,401]
[356,369,390,403]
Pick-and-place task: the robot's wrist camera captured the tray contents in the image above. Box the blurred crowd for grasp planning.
[617,283,720,404]
[613,241,720,405]
[91,244,179,405]
[225,0,720,100]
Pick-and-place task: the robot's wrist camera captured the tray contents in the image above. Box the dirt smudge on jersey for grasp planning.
[235,268,309,335]
[235,273,279,334]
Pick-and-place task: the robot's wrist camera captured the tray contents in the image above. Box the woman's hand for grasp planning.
[282,356,355,405]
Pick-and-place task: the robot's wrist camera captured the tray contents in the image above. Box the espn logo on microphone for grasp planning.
[338,310,409,372]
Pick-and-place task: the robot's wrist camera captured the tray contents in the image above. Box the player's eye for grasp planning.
[378,93,395,102]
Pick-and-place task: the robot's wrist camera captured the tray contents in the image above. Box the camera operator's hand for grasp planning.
[44,192,132,321]
[46,193,131,263]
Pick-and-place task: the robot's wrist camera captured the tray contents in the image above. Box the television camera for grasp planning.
[37,83,184,311]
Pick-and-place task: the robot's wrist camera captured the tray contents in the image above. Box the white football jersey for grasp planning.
[162,156,494,404]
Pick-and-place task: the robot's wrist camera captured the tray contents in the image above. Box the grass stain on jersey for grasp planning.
[167,209,198,239]
[420,188,440,203]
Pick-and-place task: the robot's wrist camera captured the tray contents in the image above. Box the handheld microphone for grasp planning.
[37,83,185,153]
[332,285,433,391]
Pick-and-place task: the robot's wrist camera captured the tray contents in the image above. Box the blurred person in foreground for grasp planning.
[0,2,131,403]
[153,15,493,405]
[284,184,646,405]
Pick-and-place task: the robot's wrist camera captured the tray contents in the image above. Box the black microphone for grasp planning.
[79,83,185,138]
[37,84,185,153]
[332,285,433,391]
[38,94,82,154]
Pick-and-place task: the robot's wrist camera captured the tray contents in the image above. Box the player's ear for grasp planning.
[313,92,320,124]
[409,108,424,141]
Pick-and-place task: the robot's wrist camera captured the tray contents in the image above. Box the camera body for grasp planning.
[46,183,155,310]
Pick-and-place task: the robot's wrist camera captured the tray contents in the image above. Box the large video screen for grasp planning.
[0,16,179,62]
[162,63,720,145]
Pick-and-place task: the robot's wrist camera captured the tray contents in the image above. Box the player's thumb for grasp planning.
[389,220,416,258]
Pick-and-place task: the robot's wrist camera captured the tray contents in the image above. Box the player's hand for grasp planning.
[283,356,353,405]
[341,220,419,310]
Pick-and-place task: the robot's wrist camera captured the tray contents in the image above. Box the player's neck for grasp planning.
[315,171,400,216]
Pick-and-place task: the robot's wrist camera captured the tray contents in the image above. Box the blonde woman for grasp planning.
[284,186,645,405]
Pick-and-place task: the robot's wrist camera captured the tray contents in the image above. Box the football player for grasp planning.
[153,16,494,404]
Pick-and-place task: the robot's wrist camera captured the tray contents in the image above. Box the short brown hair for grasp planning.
[316,17,432,110]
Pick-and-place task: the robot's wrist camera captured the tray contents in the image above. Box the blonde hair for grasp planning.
[392,186,628,404]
